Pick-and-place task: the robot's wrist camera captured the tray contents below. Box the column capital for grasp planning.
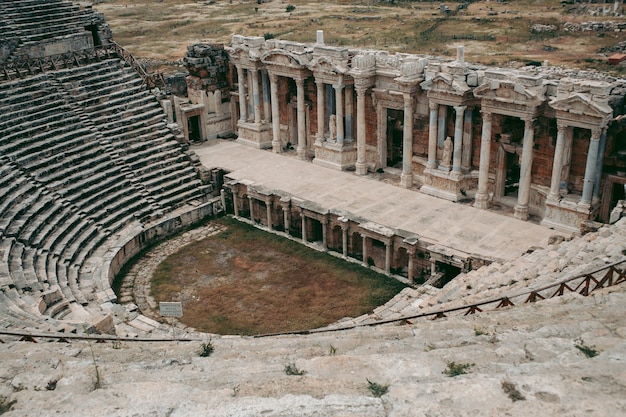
[269,72,278,83]
[523,117,535,129]
[332,83,344,90]
[454,105,467,114]
[481,110,492,122]
[590,127,602,141]
[556,120,568,135]
[295,77,305,88]
[429,102,439,111]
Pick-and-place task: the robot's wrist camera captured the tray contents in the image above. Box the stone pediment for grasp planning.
[421,73,470,96]
[261,50,308,69]
[549,93,612,121]
[308,56,348,76]
[474,79,546,108]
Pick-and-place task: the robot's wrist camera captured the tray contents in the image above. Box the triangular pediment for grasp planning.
[308,57,347,75]
[474,80,545,107]
[261,50,307,68]
[421,73,470,96]
[550,93,612,119]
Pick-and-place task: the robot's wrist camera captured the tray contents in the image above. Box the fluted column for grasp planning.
[296,77,307,160]
[316,80,325,142]
[237,66,247,122]
[427,102,438,169]
[334,83,344,145]
[269,73,281,153]
[580,127,602,206]
[548,122,567,201]
[474,111,493,209]
[400,93,414,188]
[251,69,261,124]
[452,105,466,173]
[355,86,368,175]
[514,118,535,221]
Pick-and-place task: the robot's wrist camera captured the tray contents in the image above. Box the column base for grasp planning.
[400,172,413,188]
[474,192,490,209]
[356,161,368,175]
[514,204,529,221]
[297,147,307,160]
[272,140,282,153]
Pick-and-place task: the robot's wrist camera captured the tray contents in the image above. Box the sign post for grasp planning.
[159,302,183,339]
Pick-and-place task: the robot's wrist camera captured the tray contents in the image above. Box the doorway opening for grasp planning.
[386,109,404,168]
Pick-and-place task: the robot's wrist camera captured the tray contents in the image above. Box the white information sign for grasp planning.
[159,302,183,318]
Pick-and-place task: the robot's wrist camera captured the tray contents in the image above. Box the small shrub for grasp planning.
[443,361,473,377]
[199,340,215,357]
[367,379,389,397]
[329,345,337,356]
[501,380,525,402]
[474,326,488,336]
[0,396,16,415]
[285,363,306,376]
[285,4,295,12]
[575,339,598,358]
[46,379,58,391]
[263,32,275,40]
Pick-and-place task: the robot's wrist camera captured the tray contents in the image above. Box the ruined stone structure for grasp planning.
[186,34,626,236]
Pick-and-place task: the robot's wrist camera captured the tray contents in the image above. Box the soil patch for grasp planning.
[151,217,407,335]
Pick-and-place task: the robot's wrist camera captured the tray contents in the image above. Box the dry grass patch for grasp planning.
[151,216,406,335]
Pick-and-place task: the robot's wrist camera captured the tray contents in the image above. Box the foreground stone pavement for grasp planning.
[1,284,625,416]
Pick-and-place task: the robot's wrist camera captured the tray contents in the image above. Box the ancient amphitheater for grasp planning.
[1,1,626,416]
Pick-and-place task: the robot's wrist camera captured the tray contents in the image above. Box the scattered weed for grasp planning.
[329,345,337,356]
[575,339,599,358]
[367,379,389,397]
[0,396,16,415]
[443,361,473,377]
[474,326,488,336]
[501,380,526,402]
[285,363,306,376]
[199,340,215,357]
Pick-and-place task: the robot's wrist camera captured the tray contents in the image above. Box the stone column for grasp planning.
[407,249,415,283]
[514,118,535,221]
[321,218,328,250]
[384,241,392,275]
[296,77,307,160]
[233,192,240,217]
[269,73,281,153]
[345,85,354,141]
[593,128,608,202]
[474,111,493,209]
[248,195,254,221]
[560,126,574,195]
[427,102,438,169]
[334,83,344,145]
[341,223,348,258]
[262,71,271,122]
[316,80,325,142]
[437,105,447,146]
[247,70,254,121]
[580,127,602,206]
[355,86,368,175]
[548,122,567,201]
[361,234,368,267]
[301,212,307,242]
[401,93,414,188]
[462,107,473,171]
[251,69,262,124]
[237,66,247,122]
[266,199,272,230]
[282,206,290,235]
[452,105,466,173]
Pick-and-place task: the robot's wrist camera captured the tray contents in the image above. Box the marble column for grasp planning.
[269,73,281,153]
[233,193,239,217]
[462,108,473,171]
[341,223,348,258]
[301,212,307,242]
[452,105,466,173]
[345,85,354,141]
[248,196,254,221]
[316,80,325,142]
[560,126,574,195]
[400,93,414,188]
[437,105,447,146]
[237,66,247,122]
[321,218,328,250]
[262,71,271,122]
[384,241,392,275]
[296,77,307,160]
[580,127,602,206]
[407,249,415,283]
[266,199,272,230]
[548,122,567,201]
[355,86,368,175]
[334,83,344,145]
[251,69,261,124]
[474,111,493,209]
[247,70,254,120]
[361,234,368,267]
[427,102,438,169]
[514,118,535,221]
[593,128,608,202]
[282,206,290,235]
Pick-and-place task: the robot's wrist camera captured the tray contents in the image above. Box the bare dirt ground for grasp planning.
[94,0,626,74]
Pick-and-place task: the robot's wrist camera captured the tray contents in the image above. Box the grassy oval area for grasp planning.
[151,217,407,335]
